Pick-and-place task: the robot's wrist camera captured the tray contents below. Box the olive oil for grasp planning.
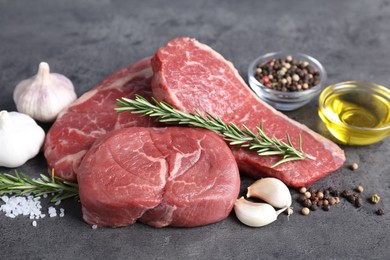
[319,82,390,145]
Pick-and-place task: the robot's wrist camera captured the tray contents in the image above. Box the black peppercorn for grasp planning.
[332,190,341,197]
[323,204,330,211]
[355,197,363,208]
[347,195,356,203]
[376,208,385,215]
[303,199,312,208]
[297,194,307,203]
[342,189,352,198]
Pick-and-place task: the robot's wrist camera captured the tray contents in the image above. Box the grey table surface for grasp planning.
[1,0,389,259]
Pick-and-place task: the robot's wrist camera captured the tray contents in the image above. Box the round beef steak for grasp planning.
[77,127,240,228]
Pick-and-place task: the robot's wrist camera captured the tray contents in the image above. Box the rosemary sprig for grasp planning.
[0,169,79,203]
[115,95,314,167]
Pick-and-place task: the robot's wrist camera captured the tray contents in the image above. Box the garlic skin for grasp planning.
[0,110,45,168]
[234,197,286,227]
[247,177,292,209]
[13,62,77,122]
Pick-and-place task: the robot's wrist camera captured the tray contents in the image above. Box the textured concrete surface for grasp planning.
[0,0,389,259]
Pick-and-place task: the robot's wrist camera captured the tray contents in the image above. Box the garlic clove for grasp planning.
[234,197,283,227]
[0,110,45,168]
[246,177,292,209]
[13,62,77,122]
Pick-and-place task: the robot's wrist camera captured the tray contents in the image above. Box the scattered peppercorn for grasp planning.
[328,197,336,205]
[350,163,359,171]
[347,195,356,203]
[254,55,321,92]
[299,187,307,194]
[355,185,364,193]
[370,194,381,204]
[355,197,363,208]
[342,189,352,198]
[296,185,382,217]
[376,208,385,215]
[301,207,310,216]
[297,194,307,203]
[332,190,341,197]
[303,199,312,208]
[317,191,324,199]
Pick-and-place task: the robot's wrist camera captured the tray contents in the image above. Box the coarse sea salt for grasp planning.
[0,194,65,227]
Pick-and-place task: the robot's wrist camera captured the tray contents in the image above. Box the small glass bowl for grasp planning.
[318,81,390,145]
[248,51,327,111]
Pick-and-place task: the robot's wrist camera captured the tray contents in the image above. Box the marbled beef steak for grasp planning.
[77,127,240,228]
[151,37,345,188]
[44,58,159,181]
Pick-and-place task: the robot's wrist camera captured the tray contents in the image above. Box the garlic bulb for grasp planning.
[0,110,45,168]
[234,197,286,227]
[13,62,77,122]
[247,177,292,209]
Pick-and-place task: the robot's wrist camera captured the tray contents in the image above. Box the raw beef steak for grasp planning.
[151,37,345,188]
[77,127,240,228]
[44,58,159,181]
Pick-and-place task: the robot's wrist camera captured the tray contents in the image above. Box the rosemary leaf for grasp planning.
[0,170,79,203]
[116,95,313,167]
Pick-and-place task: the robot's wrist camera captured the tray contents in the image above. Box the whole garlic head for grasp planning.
[13,62,77,122]
[0,110,45,168]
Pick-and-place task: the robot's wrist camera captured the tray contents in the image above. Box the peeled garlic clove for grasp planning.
[247,177,292,209]
[13,62,77,122]
[234,197,284,227]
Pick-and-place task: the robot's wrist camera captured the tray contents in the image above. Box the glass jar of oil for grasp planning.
[318,81,390,145]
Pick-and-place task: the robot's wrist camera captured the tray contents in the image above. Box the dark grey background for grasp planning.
[1,0,389,259]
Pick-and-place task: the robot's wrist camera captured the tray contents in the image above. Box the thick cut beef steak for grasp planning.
[44,58,159,181]
[77,127,240,228]
[151,37,345,188]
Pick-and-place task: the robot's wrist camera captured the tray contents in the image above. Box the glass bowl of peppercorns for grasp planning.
[248,51,327,111]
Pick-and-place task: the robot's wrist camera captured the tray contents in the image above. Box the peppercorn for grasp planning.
[301,207,310,216]
[347,195,356,203]
[299,187,307,194]
[323,199,329,206]
[334,197,341,204]
[303,199,312,208]
[355,197,363,208]
[317,191,324,199]
[297,194,307,203]
[323,189,330,197]
[370,194,381,204]
[328,197,336,205]
[322,204,330,211]
[355,185,364,193]
[304,191,312,199]
[342,189,352,198]
[350,163,359,171]
[376,208,385,215]
[310,204,318,211]
[331,190,341,197]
